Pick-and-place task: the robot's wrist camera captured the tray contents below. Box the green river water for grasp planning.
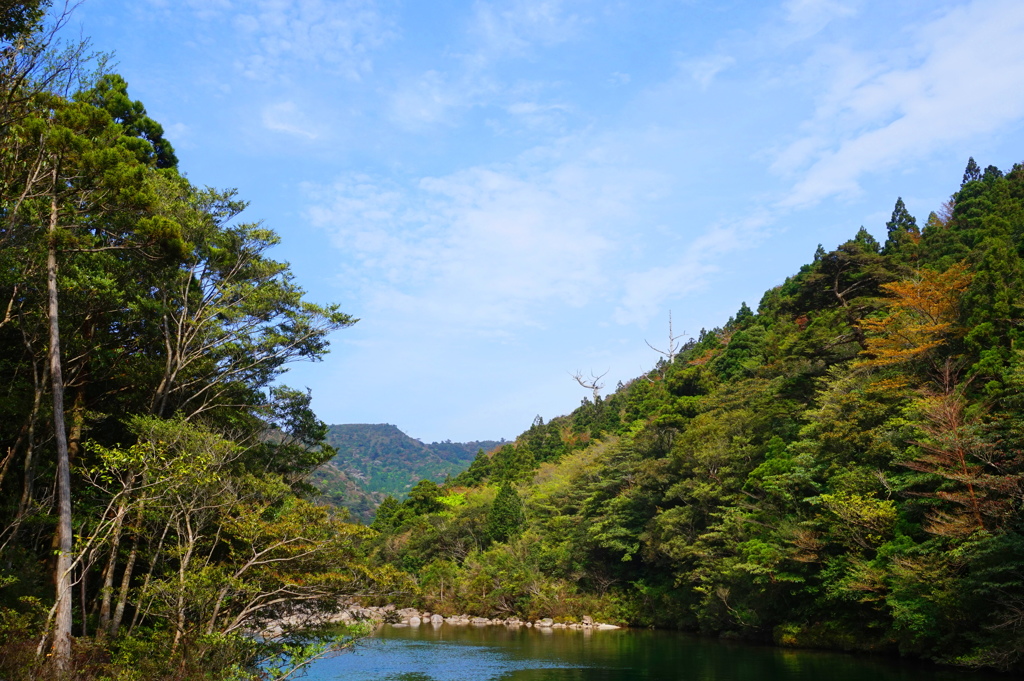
[303,623,1005,681]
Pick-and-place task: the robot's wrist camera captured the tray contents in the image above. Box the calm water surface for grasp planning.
[304,623,1003,681]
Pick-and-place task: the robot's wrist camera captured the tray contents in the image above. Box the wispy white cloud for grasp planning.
[470,0,584,58]
[613,213,772,325]
[782,0,859,39]
[385,0,588,130]
[306,171,608,331]
[235,0,397,81]
[388,72,573,132]
[776,0,1024,208]
[682,54,736,89]
[387,69,501,129]
[261,101,320,139]
[144,0,232,21]
[305,137,679,333]
[146,0,397,81]
[503,101,572,132]
[388,71,465,128]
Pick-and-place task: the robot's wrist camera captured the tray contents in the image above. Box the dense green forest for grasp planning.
[369,161,1024,672]
[312,424,502,521]
[5,1,1024,678]
[0,4,404,679]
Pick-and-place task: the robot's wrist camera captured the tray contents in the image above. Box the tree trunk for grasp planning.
[171,520,197,652]
[67,382,84,464]
[129,513,173,634]
[47,191,73,672]
[17,351,45,520]
[110,538,137,637]
[80,562,88,637]
[98,503,126,634]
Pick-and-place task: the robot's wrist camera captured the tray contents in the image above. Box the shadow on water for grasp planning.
[304,623,1006,681]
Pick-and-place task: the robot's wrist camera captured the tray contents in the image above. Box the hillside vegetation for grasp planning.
[312,424,502,521]
[368,160,1024,672]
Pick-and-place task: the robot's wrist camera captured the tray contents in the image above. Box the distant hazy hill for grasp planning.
[311,424,503,521]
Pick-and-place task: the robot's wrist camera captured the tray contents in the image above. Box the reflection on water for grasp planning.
[304,623,1003,681]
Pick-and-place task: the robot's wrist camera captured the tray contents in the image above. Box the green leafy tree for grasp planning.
[84,417,405,666]
[405,479,445,516]
[7,87,175,669]
[75,73,178,168]
[371,495,401,531]
[453,448,492,486]
[143,182,356,422]
[882,197,920,260]
[0,1,47,42]
[962,157,982,186]
[486,482,525,544]
[490,443,535,483]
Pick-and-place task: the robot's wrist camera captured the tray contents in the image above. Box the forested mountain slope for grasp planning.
[369,160,1024,672]
[311,423,502,521]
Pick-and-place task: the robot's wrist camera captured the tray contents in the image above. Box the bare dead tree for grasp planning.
[571,369,608,402]
[645,311,687,381]
[646,311,686,364]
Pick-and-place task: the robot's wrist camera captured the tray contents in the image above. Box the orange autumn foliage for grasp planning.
[905,392,1021,536]
[859,262,973,367]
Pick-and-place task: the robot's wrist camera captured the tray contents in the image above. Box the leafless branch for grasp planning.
[646,310,686,365]
[571,369,608,402]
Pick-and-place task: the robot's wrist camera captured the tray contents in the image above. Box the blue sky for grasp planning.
[73,0,1024,442]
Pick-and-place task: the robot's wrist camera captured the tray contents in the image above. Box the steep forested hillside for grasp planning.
[312,424,502,520]
[369,160,1024,672]
[308,460,382,523]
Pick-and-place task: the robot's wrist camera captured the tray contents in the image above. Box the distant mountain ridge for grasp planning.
[311,424,503,521]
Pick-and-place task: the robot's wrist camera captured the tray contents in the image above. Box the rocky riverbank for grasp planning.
[261,605,621,638]
[383,607,621,631]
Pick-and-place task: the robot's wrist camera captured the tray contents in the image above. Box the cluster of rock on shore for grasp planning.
[261,605,620,638]
[378,607,621,631]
